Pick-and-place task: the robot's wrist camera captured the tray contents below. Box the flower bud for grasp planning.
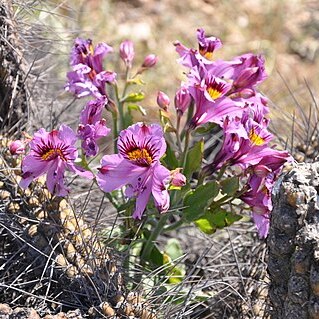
[174,86,191,115]
[142,54,158,68]
[157,91,170,111]
[9,140,25,155]
[119,40,135,68]
[170,169,186,187]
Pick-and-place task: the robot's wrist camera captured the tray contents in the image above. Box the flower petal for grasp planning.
[151,164,170,213]
[96,155,147,193]
[132,176,153,220]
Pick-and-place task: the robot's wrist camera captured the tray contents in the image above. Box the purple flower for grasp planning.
[142,54,158,68]
[157,91,170,111]
[174,86,192,115]
[232,53,267,89]
[119,40,135,68]
[197,28,222,61]
[20,125,93,196]
[9,140,25,155]
[66,38,116,99]
[66,64,116,99]
[78,119,110,157]
[71,38,113,71]
[174,29,222,68]
[170,169,186,187]
[96,122,170,219]
[207,114,273,171]
[186,67,244,127]
[80,98,106,125]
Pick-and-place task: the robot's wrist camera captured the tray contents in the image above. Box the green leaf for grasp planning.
[225,211,242,225]
[121,92,145,103]
[183,139,204,178]
[220,176,240,196]
[165,238,183,261]
[167,264,185,284]
[195,208,242,234]
[193,122,218,136]
[149,244,164,267]
[183,181,219,222]
[161,143,179,169]
[195,215,216,234]
[127,104,147,116]
[211,208,227,228]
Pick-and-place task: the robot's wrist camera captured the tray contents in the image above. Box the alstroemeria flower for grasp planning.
[197,28,222,61]
[206,113,273,172]
[232,53,267,90]
[20,125,93,196]
[65,38,116,99]
[80,97,106,125]
[70,38,113,70]
[96,123,170,219]
[174,29,222,68]
[9,140,25,155]
[174,85,192,115]
[78,119,110,157]
[240,173,275,238]
[119,40,135,68]
[186,67,245,127]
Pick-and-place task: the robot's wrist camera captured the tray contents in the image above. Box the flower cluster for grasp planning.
[174,29,291,237]
[18,30,291,240]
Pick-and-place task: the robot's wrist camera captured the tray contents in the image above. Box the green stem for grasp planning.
[141,213,170,262]
[113,84,124,131]
[163,218,184,232]
[181,101,194,140]
[181,129,190,168]
[122,66,130,97]
[175,114,183,153]
[112,111,118,153]
[210,195,232,209]
[197,171,205,186]
[217,165,227,180]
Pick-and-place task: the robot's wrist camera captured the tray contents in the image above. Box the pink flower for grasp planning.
[80,98,106,125]
[20,125,93,196]
[78,119,110,157]
[119,40,135,68]
[174,86,192,115]
[240,174,274,238]
[157,91,170,111]
[197,28,222,61]
[65,38,116,99]
[142,54,158,68]
[97,122,170,219]
[170,169,186,187]
[9,140,25,155]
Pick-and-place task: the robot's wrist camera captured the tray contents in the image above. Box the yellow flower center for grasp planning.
[41,149,66,161]
[207,87,222,100]
[127,148,152,165]
[199,49,214,61]
[249,129,265,146]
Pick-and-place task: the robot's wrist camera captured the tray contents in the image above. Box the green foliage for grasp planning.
[195,208,242,234]
[220,176,240,196]
[183,181,219,222]
[121,91,145,103]
[183,139,204,178]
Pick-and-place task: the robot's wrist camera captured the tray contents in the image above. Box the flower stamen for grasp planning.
[41,148,67,161]
[127,148,153,165]
[249,129,265,146]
